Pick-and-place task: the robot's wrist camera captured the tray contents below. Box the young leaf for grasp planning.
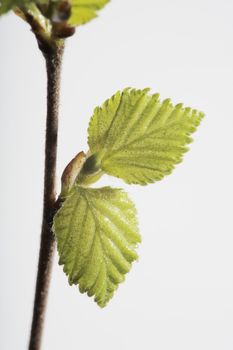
[0,0,47,15]
[87,88,204,185]
[53,186,140,307]
[69,0,109,26]
[0,0,109,25]
[0,0,28,14]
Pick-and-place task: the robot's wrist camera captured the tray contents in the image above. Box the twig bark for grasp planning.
[29,43,64,350]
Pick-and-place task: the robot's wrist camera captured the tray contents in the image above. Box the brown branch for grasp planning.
[28,43,64,350]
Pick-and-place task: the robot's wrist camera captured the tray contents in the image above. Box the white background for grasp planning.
[1,0,233,349]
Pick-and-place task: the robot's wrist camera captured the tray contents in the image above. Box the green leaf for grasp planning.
[0,0,26,14]
[69,0,109,26]
[0,0,46,15]
[87,88,204,185]
[53,186,140,307]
